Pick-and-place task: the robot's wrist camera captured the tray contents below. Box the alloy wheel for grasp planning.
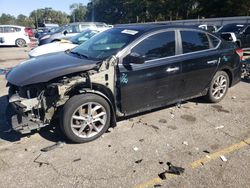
[211,75,228,100]
[70,102,107,138]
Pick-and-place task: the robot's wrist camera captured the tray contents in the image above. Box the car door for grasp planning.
[1,27,16,45]
[178,30,220,99]
[117,30,183,115]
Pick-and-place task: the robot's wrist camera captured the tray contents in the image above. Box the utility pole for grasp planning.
[35,10,38,28]
[91,0,95,22]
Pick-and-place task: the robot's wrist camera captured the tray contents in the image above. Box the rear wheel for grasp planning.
[61,94,111,143]
[15,38,26,47]
[205,71,229,103]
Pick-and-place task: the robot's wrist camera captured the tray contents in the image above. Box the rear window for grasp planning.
[181,31,210,53]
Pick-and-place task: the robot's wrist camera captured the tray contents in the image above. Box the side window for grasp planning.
[3,27,13,33]
[131,31,175,61]
[13,27,21,32]
[66,26,74,33]
[80,24,92,31]
[0,27,3,33]
[3,27,20,33]
[209,34,220,48]
[181,31,210,53]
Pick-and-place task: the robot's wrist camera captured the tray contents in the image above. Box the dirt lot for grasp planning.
[0,47,250,188]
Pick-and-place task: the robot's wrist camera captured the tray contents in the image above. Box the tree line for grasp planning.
[0,0,250,28]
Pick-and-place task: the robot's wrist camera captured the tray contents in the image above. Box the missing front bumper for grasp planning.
[6,103,48,134]
[11,114,48,134]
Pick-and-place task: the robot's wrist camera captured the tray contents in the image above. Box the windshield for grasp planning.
[217,24,245,33]
[70,29,99,45]
[70,28,140,60]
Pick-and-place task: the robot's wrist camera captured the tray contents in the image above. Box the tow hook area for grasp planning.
[7,92,48,134]
[11,113,48,134]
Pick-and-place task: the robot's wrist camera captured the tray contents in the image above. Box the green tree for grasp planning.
[70,3,87,22]
[0,13,16,25]
[16,14,34,27]
[30,8,70,28]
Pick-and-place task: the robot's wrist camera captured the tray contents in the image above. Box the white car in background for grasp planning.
[29,28,109,58]
[0,25,30,47]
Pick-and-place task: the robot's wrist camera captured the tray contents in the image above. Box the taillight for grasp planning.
[236,48,244,61]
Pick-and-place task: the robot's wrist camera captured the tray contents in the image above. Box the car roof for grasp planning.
[114,23,202,33]
[0,25,24,28]
[223,23,248,26]
[68,22,107,25]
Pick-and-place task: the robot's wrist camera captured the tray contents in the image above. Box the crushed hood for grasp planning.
[6,52,99,86]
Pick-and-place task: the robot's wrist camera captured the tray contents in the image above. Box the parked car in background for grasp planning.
[29,27,109,58]
[216,23,250,48]
[0,25,30,47]
[38,22,109,45]
[6,24,242,143]
[35,27,59,39]
[198,24,219,32]
[24,27,34,38]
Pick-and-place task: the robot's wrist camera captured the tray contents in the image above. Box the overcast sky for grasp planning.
[0,0,90,17]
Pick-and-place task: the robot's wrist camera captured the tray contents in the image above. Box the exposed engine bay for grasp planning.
[7,56,117,134]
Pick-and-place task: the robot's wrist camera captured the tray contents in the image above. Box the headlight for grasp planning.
[40,35,51,40]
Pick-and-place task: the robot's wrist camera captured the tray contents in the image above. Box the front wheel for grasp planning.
[205,71,229,103]
[61,94,111,143]
[15,38,26,47]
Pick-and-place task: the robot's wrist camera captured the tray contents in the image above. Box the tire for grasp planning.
[61,94,111,143]
[15,38,26,47]
[205,71,229,103]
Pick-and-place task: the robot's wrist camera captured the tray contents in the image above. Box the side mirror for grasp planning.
[63,30,68,35]
[124,52,144,64]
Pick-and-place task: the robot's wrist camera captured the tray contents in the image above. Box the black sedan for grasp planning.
[6,24,242,143]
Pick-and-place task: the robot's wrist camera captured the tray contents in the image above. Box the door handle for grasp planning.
[207,60,218,64]
[166,67,180,72]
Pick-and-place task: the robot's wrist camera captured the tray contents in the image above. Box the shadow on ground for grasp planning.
[0,94,209,144]
[0,95,66,143]
[241,78,250,84]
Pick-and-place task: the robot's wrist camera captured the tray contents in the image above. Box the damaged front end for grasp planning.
[7,74,89,134]
[6,55,118,134]
[7,82,59,133]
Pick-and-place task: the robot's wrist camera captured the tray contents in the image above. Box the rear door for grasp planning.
[178,30,221,98]
[118,30,183,115]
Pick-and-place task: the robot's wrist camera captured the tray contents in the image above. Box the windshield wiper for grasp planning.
[66,50,89,59]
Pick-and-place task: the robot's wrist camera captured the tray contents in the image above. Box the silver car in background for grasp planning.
[38,22,109,45]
